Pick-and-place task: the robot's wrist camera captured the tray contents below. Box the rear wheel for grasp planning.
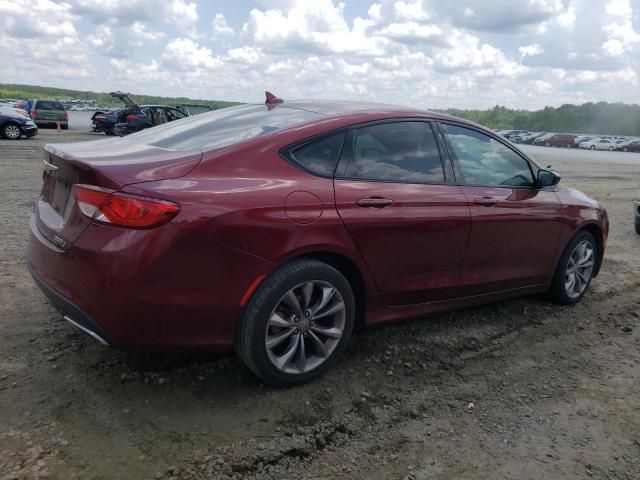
[235,259,355,386]
[105,129,115,136]
[590,145,595,150]
[1,122,21,140]
[549,231,597,304]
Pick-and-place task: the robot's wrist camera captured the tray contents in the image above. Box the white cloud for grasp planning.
[0,0,638,109]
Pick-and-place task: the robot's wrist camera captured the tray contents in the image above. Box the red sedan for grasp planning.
[27,94,608,386]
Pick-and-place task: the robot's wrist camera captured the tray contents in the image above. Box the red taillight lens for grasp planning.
[32,110,38,118]
[64,111,68,120]
[73,185,179,229]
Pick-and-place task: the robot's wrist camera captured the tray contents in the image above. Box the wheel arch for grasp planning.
[579,222,605,277]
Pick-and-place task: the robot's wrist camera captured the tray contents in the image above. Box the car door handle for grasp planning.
[472,197,499,206]
[356,197,394,208]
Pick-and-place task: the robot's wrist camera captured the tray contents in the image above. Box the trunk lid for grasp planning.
[110,91,138,108]
[35,137,201,247]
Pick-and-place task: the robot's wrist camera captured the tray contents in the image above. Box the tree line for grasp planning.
[2,83,639,136]
[439,102,640,136]
[0,83,238,110]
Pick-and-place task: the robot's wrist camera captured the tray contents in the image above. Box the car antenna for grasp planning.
[265,91,283,105]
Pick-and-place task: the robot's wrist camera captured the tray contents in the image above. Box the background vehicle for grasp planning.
[533,133,554,145]
[91,92,189,136]
[0,108,38,139]
[616,140,640,152]
[30,99,68,129]
[27,96,608,386]
[544,134,577,148]
[580,138,617,150]
[635,195,640,234]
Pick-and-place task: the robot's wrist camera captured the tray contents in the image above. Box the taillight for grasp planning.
[73,185,180,229]
[64,111,68,120]
[126,114,137,122]
[32,110,38,118]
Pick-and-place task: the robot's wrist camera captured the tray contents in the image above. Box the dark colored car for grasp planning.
[91,92,189,136]
[27,95,609,386]
[616,140,640,152]
[0,108,38,139]
[31,99,68,129]
[543,134,577,148]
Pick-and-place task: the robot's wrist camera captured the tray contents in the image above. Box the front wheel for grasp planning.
[549,231,597,305]
[235,259,355,386]
[1,122,21,140]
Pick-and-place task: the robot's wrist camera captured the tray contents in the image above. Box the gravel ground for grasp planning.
[1,131,639,480]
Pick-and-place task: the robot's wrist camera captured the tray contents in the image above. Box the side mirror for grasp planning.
[537,169,561,187]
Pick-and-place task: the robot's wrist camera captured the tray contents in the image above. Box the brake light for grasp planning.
[64,111,68,120]
[73,185,180,228]
[32,110,38,118]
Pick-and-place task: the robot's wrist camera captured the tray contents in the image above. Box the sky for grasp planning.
[1,0,639,110]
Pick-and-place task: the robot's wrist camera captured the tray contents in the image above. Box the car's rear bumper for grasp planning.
[29,265,113,346]
[26,214,271,350]
[35,120,68,127]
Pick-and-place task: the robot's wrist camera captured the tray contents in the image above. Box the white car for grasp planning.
[579,138,617,151]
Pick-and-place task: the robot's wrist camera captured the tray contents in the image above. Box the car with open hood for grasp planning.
[90,92,191,136]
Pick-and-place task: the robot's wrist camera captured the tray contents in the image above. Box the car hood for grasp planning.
[557,185,600,209]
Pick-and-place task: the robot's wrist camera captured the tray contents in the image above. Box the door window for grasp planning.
[443,124,534,187]
[343,122,446,184]
[165,108,187,122]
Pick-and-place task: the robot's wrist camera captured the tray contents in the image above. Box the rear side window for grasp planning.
[35,101,65,111]
[286,132,345,177]
[125,104,323,152]
[343,122,446,184]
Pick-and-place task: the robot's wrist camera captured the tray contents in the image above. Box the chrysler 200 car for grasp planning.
[27,94,608,386]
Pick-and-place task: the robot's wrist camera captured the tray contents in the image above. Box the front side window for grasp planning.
[165,108,187,121]
[443,124,534,187]
[288,132,345,177]
[343,122,445,184]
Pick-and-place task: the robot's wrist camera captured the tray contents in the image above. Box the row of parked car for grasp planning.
[497,130,640,152]
[0,92,214,140]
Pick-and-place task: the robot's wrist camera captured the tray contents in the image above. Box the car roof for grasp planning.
[263,99,460,122]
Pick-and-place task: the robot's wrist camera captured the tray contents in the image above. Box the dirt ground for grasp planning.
[1,129,639,480]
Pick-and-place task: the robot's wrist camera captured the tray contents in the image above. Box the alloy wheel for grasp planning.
[4,125,20,139]
[564,239,595,299]
[265,280,346,374]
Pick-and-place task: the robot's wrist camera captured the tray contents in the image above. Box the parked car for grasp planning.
[543,134,577,148]
[635,194,640,234]
[27,94,609,386]
[91,92,189,136]
[616,140,640,152]
[30,99,68,129]
[579,139,617,151]
[521,132,546,144]
[0,108,38,139]
[533,133,554,145]
[500,129,528,140]
[573,135,594,146]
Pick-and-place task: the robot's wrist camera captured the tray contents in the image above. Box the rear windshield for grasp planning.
[124,104,323,152]
[35,101,65,111]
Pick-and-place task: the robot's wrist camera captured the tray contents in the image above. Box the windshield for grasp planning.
[124,104,323,152]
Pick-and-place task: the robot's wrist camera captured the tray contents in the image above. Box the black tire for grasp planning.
[235,258,355,386]
[608,146,614,151]
[105,129,115,136]
[549,231,597,305]
[1,122,21,140]
[635,221,640,235]
[590,145,595,150]
[62,124,69,130]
